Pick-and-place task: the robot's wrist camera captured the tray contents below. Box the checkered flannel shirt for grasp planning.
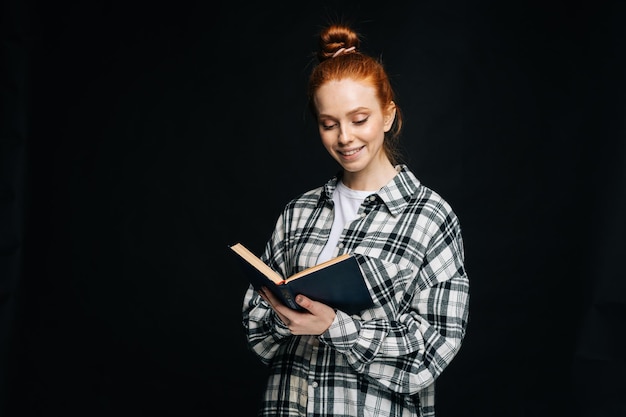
[242,165,469,417]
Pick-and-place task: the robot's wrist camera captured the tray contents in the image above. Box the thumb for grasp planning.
[295,294,314,311]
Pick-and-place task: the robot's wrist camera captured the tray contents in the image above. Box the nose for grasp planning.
[338,125,352,144]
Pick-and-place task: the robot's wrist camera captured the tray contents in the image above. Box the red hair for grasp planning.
[307,24,404,165]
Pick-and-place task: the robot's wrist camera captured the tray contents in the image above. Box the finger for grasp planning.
[260,287,281,305]
[295,294,313,311]
[258,288,292,327]
[257,289,271,305]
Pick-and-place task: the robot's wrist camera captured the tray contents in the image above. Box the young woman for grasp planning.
[242,23,469,417]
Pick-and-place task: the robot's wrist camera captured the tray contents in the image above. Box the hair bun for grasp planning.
[317,24,361,62]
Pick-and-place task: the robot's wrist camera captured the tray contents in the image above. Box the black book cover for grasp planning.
[230,243,374,315]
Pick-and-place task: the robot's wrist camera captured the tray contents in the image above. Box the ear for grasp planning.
[383,101,397,132]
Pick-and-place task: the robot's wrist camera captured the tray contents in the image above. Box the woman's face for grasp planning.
[314,78,395,177]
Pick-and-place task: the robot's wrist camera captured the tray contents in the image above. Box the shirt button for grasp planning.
[338,242,344,248]
[369,195,376,201]
[360,212,366,218]
[311,381,318,388]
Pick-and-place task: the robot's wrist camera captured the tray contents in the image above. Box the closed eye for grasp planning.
[320,116,368,130]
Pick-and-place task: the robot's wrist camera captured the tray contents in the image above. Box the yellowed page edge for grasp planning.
[230,243,283,284]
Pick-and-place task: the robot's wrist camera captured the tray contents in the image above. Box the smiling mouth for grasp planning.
[339,146,364,156]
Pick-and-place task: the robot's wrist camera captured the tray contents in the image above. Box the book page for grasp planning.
[229,243,283,284]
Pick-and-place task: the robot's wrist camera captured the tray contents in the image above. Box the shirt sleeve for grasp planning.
[242,283,292,365]
[319,212,470,395]
[241,210,293,365]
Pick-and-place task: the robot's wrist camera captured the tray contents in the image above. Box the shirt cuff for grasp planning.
[319,309,361,353]
[270,311,292,338]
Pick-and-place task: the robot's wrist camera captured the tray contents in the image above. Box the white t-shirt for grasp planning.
[317,181,376,263]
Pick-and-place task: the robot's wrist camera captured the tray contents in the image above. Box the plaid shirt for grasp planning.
[242,165,469,417]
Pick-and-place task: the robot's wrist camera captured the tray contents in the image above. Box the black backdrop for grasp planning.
[2,1,625,416]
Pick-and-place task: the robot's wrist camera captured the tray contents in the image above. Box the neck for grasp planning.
[341,162,398,191]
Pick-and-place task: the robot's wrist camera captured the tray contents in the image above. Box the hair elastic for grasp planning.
[332,46,356,58]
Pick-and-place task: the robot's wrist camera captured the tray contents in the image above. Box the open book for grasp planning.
[229,242,373,315]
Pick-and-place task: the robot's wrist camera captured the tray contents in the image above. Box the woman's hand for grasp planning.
[258,287,336,335]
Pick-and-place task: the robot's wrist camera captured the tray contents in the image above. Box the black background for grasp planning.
[2,1,625,416]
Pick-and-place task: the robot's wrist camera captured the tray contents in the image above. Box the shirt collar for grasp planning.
[320,165,421,216]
